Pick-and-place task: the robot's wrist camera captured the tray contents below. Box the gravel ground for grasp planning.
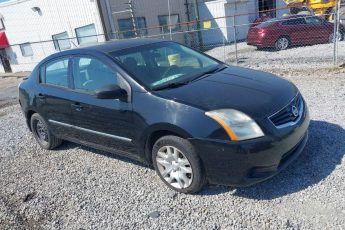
[207,40,345,71]
[1,43,345,229]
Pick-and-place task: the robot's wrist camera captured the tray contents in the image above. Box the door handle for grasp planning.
[71,103,83,112]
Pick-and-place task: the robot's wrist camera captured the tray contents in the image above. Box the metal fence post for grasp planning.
[336,0,341,65]
[233,15,238,65]
[168,0,173,40]
[333,0,340,66]
[223,36,226,63]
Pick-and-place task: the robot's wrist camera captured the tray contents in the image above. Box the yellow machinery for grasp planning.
[284,0,337,20]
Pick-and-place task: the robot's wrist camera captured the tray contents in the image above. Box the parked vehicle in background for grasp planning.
[283,0,337,21]
[247,15,345,51]
[19,39,310,194]
[340,5,345,26]
[341,16,345,26]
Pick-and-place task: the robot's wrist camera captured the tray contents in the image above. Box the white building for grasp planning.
[0,0,105,73]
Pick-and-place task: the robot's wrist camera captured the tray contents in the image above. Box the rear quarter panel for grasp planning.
[19,69,40,129]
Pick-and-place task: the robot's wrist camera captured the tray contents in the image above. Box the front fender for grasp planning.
[132,91,229,162]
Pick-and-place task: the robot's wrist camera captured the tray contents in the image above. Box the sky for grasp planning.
[0,0,10,3]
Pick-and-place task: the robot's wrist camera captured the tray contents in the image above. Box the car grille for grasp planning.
[269,94,304,128]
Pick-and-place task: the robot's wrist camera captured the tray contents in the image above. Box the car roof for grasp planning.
[39,38,166,64]
[81,38,165,53]
[259,14,319,26]
[280,14,315,20]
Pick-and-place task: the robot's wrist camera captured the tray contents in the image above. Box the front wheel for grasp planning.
[30,113,63,150]
[152,136,206,194]
[275,37,290,51]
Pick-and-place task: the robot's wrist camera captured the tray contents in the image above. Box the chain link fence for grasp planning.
[3,0,345,73]
[122,0,344,72]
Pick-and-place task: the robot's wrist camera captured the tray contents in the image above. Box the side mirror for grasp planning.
[95,84,127,101]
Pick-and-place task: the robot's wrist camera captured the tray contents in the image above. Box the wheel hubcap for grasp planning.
[330,33,342,42]
[277,38,288,50]
[156,146,193,189]
[36,120,48,142]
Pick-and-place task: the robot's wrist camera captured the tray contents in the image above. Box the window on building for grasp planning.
[20,43,33,57]
[72,57,117,93]
[158,14,180,33]
[258,0,276,17]
[75,24,98,45]
[118,17,147,39]
[44,58,69,88]
[52,32,71,51]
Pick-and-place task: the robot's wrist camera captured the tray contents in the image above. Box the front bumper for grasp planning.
[189,107,310,187]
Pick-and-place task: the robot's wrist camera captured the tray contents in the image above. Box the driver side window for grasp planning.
[72,57,118,93]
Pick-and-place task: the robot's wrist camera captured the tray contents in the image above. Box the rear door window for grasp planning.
[44,58,70,88]
[282,18,306,26]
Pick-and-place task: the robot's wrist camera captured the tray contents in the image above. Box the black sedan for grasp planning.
[19,39,310,194]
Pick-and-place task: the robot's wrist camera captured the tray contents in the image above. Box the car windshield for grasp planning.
[109,42,220,90]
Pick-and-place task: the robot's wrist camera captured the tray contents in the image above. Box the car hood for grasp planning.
[155,66,298,119]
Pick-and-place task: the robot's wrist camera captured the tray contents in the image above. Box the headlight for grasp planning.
[205,109,264,141]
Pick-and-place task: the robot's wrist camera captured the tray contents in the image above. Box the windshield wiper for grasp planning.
[152,65,227,91]
[190,65,227,82]
[152,81,189,91]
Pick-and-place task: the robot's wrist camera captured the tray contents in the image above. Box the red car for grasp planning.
[247,15,345,51]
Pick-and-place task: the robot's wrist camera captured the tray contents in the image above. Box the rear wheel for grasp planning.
[30,113,62,150]
[275,37,290,51]
[152,135,205,194]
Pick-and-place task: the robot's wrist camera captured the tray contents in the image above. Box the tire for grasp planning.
[275,36,290,51]
[30,113,63,150]
[152,135,206,194]
[329,31,345,43]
